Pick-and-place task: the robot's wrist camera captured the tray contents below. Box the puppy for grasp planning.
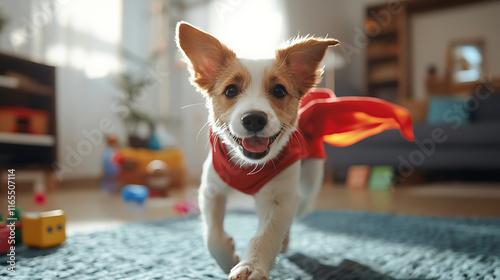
[176,22,413,280]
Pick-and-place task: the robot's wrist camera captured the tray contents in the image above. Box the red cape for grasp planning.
[211,88,414,195]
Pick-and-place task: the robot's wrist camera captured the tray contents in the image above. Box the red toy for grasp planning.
[34,191,47,205]
[175,200,199,215]
[0,106,49,134]
[0,225,9,254]
[211,88,414,195]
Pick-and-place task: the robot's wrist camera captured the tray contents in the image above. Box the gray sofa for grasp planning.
[325,93,500,180]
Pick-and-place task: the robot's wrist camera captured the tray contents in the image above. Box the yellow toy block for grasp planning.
[22,210,66,248]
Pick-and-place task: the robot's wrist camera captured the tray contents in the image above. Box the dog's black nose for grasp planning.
[241,111,267,132]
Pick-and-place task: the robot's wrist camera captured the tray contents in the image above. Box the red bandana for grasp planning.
[210,88,414,195]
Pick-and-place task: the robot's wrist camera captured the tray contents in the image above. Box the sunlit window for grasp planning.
[453,45,483,83]
[45,0,122,78]
[208,0,288,59]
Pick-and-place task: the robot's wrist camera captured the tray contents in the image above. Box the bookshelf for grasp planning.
[0,52,57,190]
[364,2,408,104]
[364,0,496,104]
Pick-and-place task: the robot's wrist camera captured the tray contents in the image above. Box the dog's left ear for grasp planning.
[276,37,340,94]
[176,22,236,93]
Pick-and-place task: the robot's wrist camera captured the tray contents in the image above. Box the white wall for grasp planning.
[167,1,211,182]
[0,1,162,181]
[284,0,386,96]
[411,1,500,100]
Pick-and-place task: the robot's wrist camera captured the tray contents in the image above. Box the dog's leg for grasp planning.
[200,156,239,274]
[296,158,324,218]
[280,228,290,253]
[229,162,300,280]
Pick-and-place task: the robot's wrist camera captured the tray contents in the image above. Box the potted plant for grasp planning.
[113,48,165,149]
[0,10,8,36]
[114,70,155,148]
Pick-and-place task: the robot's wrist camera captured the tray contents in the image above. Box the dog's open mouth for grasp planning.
[232,129,282,160]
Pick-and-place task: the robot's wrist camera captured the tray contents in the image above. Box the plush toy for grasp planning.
[146,160,170,197]
[101,135,124,192]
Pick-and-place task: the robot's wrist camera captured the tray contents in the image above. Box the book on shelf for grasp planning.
[0,75,19,89]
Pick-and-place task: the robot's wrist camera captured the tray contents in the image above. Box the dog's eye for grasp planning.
[224,85,239,98]
[272,84,287,99]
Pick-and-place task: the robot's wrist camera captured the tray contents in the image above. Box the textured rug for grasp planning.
[1,211,499,280]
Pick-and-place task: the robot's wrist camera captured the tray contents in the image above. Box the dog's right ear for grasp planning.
[276,37,340,95]
[176,22,236,91]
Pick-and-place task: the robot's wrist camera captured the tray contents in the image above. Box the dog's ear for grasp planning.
[276,37,340,95]
[176,22,236,91]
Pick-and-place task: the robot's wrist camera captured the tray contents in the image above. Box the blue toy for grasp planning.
[101,135,123,192]
[121,184,149,204]
[148,131,162,150]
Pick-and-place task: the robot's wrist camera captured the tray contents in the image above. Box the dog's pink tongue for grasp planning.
[242,137,269,153]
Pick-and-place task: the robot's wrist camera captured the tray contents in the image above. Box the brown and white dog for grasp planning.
[176,22,339,280]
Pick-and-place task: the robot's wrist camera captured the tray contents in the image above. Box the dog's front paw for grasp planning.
[209,235,240,274]
[228,261,268,280]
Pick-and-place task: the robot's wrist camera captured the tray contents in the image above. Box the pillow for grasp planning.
[426,95,470,125]
[469,92,500,122]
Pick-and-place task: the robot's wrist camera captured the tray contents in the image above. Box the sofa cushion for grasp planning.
[426,95,470,125]
[349,122,500,146]
[469,92,500,122]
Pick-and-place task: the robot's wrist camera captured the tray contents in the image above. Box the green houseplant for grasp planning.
[114,71,155,148]
[0,10,8,36]
[113,48,164,148]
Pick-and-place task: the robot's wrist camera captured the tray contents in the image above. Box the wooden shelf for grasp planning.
[365,2,408,103]
[374,27,398,37]
[365,0,492,103]
[367,53,399,63]
[407,0,497,14]
[0,85,54,97]
[0,52,57,170]
[369,79,399,88]
[0,132,55,146]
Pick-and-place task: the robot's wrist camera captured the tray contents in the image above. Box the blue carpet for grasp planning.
[1,211,499,279]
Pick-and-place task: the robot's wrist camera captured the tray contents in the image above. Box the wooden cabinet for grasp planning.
[364,2,408,103]
[364,0,496,104]
[0,53,57,190]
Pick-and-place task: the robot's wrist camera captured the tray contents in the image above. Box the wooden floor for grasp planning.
[7,179,500,235]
